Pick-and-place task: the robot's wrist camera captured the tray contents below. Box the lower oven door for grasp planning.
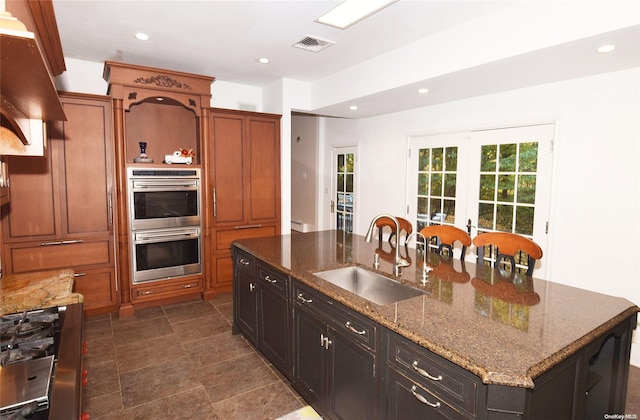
[132,227,201,283]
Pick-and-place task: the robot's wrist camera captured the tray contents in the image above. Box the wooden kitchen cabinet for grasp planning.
[206,109,281,296]
[104,61,214,316]
[232,246,291,378]
[1,93,118,314]
[293,280,379,420]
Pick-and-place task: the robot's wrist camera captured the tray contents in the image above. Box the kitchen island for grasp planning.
[232,231,638,419]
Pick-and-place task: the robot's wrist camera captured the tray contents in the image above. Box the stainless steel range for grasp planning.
[0,303,83,419]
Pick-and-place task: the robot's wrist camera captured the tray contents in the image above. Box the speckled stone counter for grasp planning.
[0,269,84,316]
[234,230,639,389]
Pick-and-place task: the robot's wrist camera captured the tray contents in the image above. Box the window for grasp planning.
[332,147,356,233]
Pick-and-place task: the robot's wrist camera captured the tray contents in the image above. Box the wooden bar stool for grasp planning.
[375,216,413,246]
[472,232,543,276]
[419,225,471,260]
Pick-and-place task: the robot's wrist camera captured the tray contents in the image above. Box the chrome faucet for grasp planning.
[406,231,431,284]
[365,214,410,274]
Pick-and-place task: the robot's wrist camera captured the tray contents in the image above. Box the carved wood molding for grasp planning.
[133,75,193,91]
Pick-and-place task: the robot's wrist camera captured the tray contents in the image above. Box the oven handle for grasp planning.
[135,231,200,242]
[132,181,198,189]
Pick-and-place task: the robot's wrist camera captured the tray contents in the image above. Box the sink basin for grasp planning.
[314,266,425,305]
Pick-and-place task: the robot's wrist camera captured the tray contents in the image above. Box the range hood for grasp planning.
[0,5,65,156]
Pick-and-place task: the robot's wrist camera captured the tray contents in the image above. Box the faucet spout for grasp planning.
[365,214,410,270]
[406,231,431,284]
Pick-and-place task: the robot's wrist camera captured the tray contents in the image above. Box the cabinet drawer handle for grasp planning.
[73,273,87,277]
[238,258,251,266]
[183,283,194,289]
[297,293,312,304]
[264,275,276,284]
[412,361,442,381]
[410,385,441,408]
[139,290,154,296]
[345,321,366,336]
[40,239,84,246]
[235,224,263,230]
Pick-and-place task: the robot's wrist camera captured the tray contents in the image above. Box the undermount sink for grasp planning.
[314,266,425,305]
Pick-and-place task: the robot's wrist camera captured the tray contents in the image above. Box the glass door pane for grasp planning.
[332,147,356,233]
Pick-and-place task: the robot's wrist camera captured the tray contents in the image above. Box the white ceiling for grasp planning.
[51,0,640,118]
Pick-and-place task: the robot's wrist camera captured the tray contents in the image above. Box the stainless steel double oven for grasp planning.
[127,167,202,283]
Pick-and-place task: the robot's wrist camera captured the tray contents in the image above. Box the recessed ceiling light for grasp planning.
[316,0,398,29]
[258,57,270,64]
[417,88,429,94]
[597,45,616,53]
[135,33,149,41]
[349,105,358,111]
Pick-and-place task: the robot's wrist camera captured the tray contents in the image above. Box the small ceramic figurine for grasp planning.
[133,141,154,163]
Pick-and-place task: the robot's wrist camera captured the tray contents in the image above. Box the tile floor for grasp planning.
[81,293,304,419]
[82,293,640,419]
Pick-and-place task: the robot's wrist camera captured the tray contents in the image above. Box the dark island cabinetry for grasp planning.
[232,247,291,377]
[293,280,378,420]
[231,233,637,420]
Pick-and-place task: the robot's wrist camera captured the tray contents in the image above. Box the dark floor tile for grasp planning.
[215,302,233,323]
[83,360,120,401]
[163,300,218,324]
[120,356,200,409]
[84,312,112,324]
[115,333,185,373]
[84,336,116,367]
[182,331,253,367]
[124,387,218,420]
[209,292,233,307]
[199,352,279,403]
[172,313,231,343]
[82,391,125,420]
[213,381,302,420]
[84,318,113,342]
[111,305,166,326]
[112,316,173,346]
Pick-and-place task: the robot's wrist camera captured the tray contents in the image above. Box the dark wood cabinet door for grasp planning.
[58,97,113,236]
[329,330,377,420]
[247,116,280,223]
[210,113,245,225]
[258,282,290,378]
[235,267,258,345]
[293,304,327,409]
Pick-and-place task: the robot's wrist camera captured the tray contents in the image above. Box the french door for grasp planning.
[407,124,554,276]
[331,147,357,233]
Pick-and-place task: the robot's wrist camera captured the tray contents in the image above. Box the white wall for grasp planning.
[317,67,640,365]
[291,115,318,232]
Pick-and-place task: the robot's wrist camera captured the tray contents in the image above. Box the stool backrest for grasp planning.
[419,225,471,260]
[472,232,543,276]
[375,216,413,246]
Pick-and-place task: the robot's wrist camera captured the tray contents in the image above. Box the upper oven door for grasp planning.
[129,178,201,230]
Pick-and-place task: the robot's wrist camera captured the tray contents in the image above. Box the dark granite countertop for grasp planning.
[234,230,639,388]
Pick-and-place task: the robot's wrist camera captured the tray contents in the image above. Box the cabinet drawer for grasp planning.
[386,331,479,417]
[293,281,377,351]
[132,278,202,301]
[216,226,277,251]
[72,268,117,310]
[234,249,255,274]
[386,367,472,420]
[258,262,288,296]
[9,239,113,273]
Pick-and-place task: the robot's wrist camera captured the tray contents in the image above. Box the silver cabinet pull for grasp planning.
[249,283,256,292]
[238,258,251,266]
[297,293,312,304]
[320,334,331,350]
[345,321,366,336]
[107,190,113,225]
[412,361,442,381]
[183,284,193,289]
[264,275,276,284]
[40,239,84,246]
[139,290,154,296]
[410,385,441,408]
[73,273,87,277]
[235,224,263,230]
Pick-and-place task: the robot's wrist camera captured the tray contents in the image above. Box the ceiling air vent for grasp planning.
[292,35,335,53]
